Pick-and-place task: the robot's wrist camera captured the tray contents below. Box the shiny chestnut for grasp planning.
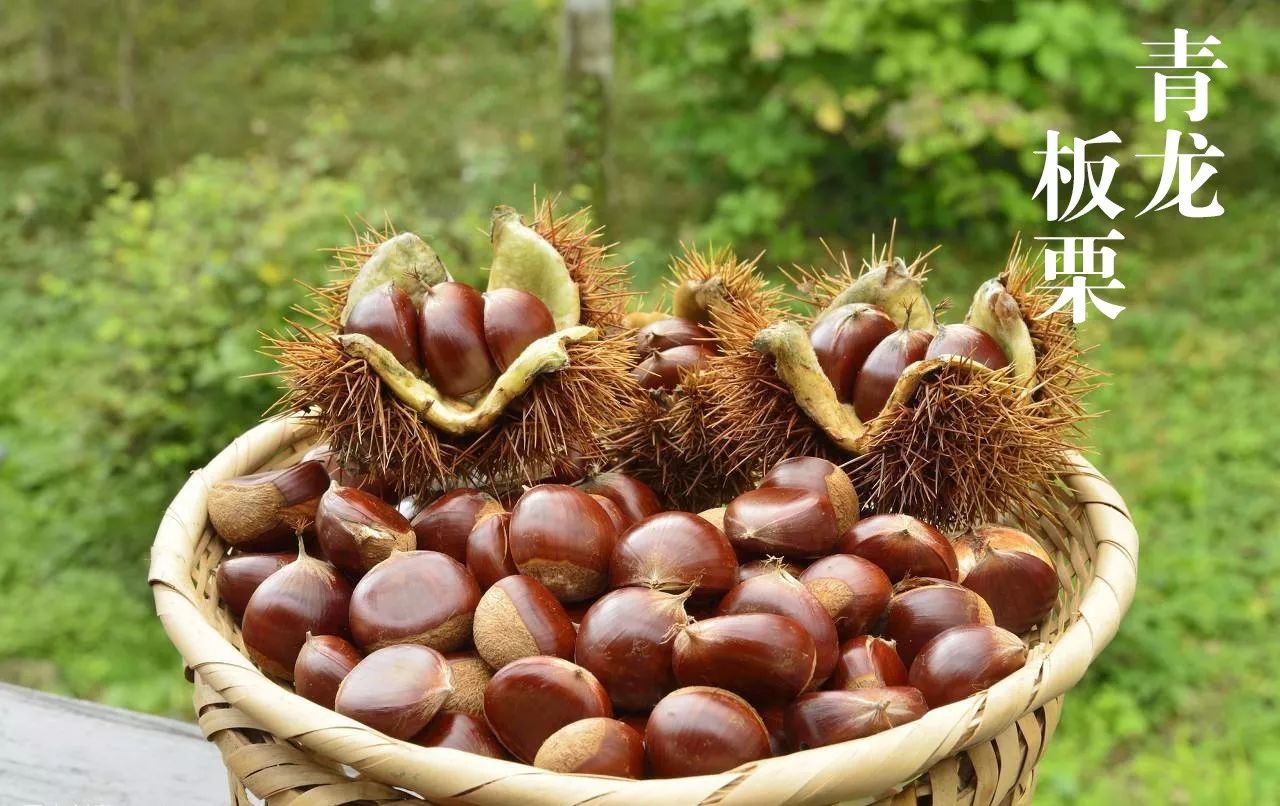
[334,644,453,740]
[809,303,898,403]
[954,525,1059,633]
[349,550,480,653]
[839,513,958,583]
[508,484,616,602]
[646,687,771,777]
[464,508,517,589]
[725,487,839,558]
[799,554,892,639]
[343,280,422,374]
[609,511,737,598]
[419,281,499,397]
[208,461,331,549]
[827,635,909,690]
[672,613,817,704]
[785,687,928,749]
[577,472,663,528]
[411,711,507,758]
[759,456,859,533]
[884,578,994,667]
[925,322,1008,370]
[632,345,714,390]
[315,485,415,576]
[411,488,499,563]
[716,567,840,686]
[635,317,714,357]
[483,287,556,371]
[293,634,361,710]
[853,326,932,421]
[483,656,612,762]
[216,552,295,618]
[575,587,689,710]
[472,574,576,669]
[909,624,1027,706]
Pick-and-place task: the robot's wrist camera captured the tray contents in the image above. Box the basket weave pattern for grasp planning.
[149,417,1139,805]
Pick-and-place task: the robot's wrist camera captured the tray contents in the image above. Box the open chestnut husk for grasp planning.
[827,635,908,690]
[315,485,416,576]
[884,578,994,667]
[293,633,361,710]
[508,484,616,602]
[343,280,422,375]
[484,656,612,762]
[482,287,556,371]
[441,651,493,718]
[609,511,737,598]
[334,644,453,740]
[809,303,897,404]
[348,550,480,653]
[725,487,839,558]
[635,317,713,358]
[419,280,499,397]
[839,513,958,583]
[954,525,1059,634]
[785,687,928,749]
[909,624,1027,707]
[646,687,771,777]
[472,574,575,669]
[208,461,330,549]
[464,507,516,589]
[759,456,859,533]
[799,554,892,639]
[575,587,690,711]
[672,613,817,704]
[925,322,1008,370]
[216,552,294,618]
[411,711,507,758]
[852,325,933,421]
[577,472,663,528]
[534,717,646,778]
[410,488,499,563]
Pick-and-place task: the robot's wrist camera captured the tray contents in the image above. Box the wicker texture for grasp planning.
[150,417,1139,805]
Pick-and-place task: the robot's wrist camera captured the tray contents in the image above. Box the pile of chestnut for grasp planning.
[632,316,716,391]
[211,450,1058,779]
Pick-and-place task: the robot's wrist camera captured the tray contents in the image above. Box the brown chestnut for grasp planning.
[724,487,839,558]
[411,711,507,758]
[909,624,1027,707]
[609,511,737,598]
[672,613,816,704]
[314,485,415,576]
[635,317,714,357]
[852,326,932,421]
[464,508,517,589]
[472,574,576,669]
[925,322,1008,370]
[419,281,499,397]
[301,444,398,502]
[216,552,295,618]
[954,525,1059,634]
[441,651,493,718]
[484,656,612,762]
[293,634,361,710]
[410,488,499,563]
[349,550,480,653]
[590,494,630,534]
[208,461,331,549]
[577,472,663,528]
[241,542,352,680]
[839,513,958,583]
[757,704,789,756]
[786,687,928,749]
[646,687,771,777]
[508,484,616,602]
[334,644,452,740]
[534,718,645,778]
[483,287,556,371]
[632,345,714,390]
[809,304,897,403]
[736,558,804,586]
[884,578,994,667]
[827,635,909,690]
[575,587,689,710]
[716,565,840,686]
[344,281,422,374]
[759,456,859,533]
[799,554,892,639]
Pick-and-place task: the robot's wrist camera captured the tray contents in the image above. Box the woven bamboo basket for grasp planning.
[150,415,1139,806]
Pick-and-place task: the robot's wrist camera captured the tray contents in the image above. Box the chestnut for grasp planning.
[419,281,499,397]
[839,513,958,583]
[590,495,630,534]
[343,280,422,374]
[293,633,361,710]
[852,326,932,421]
[534,718,645,778]
[672,613,817,704]
[646,687,771,777]
[472,574,576,669]
[635,317,714,357]
[785,687,928,749]
[736,558,803,586]
[411,711,507,758]
[314,485,415,576]
[798,554,892,639]
[575,587,689,710]
[577,472,663,528]
[757,704,790,756]
[609,511,737,598]
[884,578,994,667]
[809,304,897,403]
[216,552,295,618]
[724,487,839,558]
[483,657,612,762]
[464,509,517,589]
[758,456,859,533]
[925,322,1008,370]
[441,651,493,718]
[827,635,909,690]
[301,444,398,502]
[632,344,715,390]
[483,287,556,371]
[208,461,331,549]
[241,542,352,680]
[411,488,499,563]
[716,565,840,686]
[334,644,453,740]
[954,525,1059,634]
[909,624,1027,707]
[348,550,480,653]
[508,484,616,602]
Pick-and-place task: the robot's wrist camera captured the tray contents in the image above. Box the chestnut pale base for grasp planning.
[151,416,1139,806]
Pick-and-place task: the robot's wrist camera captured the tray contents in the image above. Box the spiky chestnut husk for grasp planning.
[266,200,638,498]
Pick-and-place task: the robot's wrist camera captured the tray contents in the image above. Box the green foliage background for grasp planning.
[1,1,1276,802]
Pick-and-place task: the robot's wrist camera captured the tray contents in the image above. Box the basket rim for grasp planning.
[149,415,1139,806]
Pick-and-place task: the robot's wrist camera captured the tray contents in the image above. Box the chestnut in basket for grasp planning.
[646,687,771,777]
[575,587,690,710]
[809,304,897,404]
[759,456,859,533]
[609,511,737,598]
[785,687,928,749]
[293,634,361,710]
[725,487,840,558]
[216,552,294,618]
[736,558,804,586]
[909,624,1028,707]
[349,550,480,653]
[411,488,499,563]
[315,485,416,576]
[440,651,492,718]
[508,484,616,602]
[672,613,817,704]
[853,324,932,421]
[411,711,508,758]
[343,281,422,374]
[635,317,713,358]
[799,554,892,639]
[577,472,663,528]
[839,514,958,583]
[419,281,499,397]
[828,635,909,690]
[590,495,630,533]
[472,574,575,669]
[207,461,330,549]
[484,657,612,762]
[954,525,1059,634]
[334,644,453,740]
[884,578,994,667]
[926,322,1009,370]
[482,287,557,371]
[464,508,517,590]
[534,717,646,778]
